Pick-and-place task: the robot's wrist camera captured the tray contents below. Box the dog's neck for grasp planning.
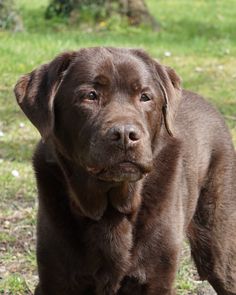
[51,148,143,221]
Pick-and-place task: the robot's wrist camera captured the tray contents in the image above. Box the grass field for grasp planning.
[0,0,235,294]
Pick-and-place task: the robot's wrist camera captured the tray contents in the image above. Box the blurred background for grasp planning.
[0,0,235,294]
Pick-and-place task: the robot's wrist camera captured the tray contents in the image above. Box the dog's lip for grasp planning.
[86,161,152,182]
[86,166,104,175]
[87,161,144,175]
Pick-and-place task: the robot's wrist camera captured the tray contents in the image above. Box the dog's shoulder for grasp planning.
[176,89,231,141]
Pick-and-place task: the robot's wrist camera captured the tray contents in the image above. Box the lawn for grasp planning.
[0,0,235,294]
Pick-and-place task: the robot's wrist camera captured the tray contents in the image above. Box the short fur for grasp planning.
[14,47,236,295]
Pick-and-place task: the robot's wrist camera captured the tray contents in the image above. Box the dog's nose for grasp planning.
[108,124,141,147]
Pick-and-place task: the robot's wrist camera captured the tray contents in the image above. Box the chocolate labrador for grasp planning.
[14,47,236,295]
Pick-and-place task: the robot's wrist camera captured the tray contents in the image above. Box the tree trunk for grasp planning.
[0,0,23,31]
[46,0,160,30]
[119,0,160,30]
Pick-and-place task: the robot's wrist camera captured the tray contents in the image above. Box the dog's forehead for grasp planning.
[71,48,152,86]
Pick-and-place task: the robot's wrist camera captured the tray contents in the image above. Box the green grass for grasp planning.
[0,0,235,294]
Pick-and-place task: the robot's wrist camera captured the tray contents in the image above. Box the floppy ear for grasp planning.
[155,62,182,136]
[14,52,76,140]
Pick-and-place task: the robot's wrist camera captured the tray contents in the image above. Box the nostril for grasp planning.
[125,124,141,143]
[129,131,140,141]
[108,126,123,142]
[107,125,140,146]
[111,130,121,141]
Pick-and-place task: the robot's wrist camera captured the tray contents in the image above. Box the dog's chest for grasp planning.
[76,214,146,291]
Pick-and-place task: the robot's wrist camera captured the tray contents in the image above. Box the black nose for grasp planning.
[107,124,141,148]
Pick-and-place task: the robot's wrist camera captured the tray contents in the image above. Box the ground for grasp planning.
[0,0,235,294]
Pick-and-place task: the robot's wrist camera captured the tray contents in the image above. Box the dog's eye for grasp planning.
[87,91,98,101]
[140,93,151,102]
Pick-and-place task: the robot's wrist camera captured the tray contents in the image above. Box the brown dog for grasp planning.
[14,48,236,295]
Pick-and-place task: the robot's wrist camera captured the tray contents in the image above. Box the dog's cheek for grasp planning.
[144,105,162,146]
[53,106,86,158]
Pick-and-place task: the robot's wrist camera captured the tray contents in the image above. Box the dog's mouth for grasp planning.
[86,161,152,182]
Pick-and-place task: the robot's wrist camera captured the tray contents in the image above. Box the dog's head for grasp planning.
[14,47,181,184]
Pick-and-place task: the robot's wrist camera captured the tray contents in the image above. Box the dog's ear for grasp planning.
[14,52,76,140]
[154,62,182,136]
[130,49,182,136]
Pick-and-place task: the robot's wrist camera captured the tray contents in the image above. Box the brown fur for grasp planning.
[14,47,236,295]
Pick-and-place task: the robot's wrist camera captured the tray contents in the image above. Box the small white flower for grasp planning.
[195,67,203,72]
[0,131,4,137]
[224,48,230,55]
[12,170,20,177]
[19,122,25,128]
[4,220,10,227]
[164,51,172,57]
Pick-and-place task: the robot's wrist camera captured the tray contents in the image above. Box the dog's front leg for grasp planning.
[145,243,181,295]
[91,215,133,295]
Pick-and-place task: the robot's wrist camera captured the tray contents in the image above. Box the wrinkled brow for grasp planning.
[131,80,142,92]
[93,75,110,86]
